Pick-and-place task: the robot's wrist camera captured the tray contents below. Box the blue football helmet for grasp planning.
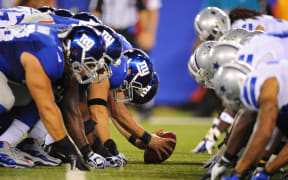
[114,48,154,102]
[55,9,74,18]
[94,25,123,67]
[119,34,133,51]
[130,72,159,104]
[38,6,56,14]
[62,25,108,84]
[109,55,128,89]
[73,12,103,25]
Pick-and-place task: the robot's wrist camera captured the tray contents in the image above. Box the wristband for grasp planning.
[128,135,137,145]
[220,111,234,124]
[212,117,220,125]
[139,131,152,145]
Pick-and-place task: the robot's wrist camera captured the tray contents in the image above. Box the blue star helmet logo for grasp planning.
[213,62,220,69]
[211,11,216,15]
[220,86,226,93]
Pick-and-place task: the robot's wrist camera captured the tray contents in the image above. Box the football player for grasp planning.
[0,22,107,169]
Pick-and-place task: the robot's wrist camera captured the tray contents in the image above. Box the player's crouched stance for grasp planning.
[0,24,107,169]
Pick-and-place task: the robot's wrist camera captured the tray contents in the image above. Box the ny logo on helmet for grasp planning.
[102,30,115,47]
[137,61,150,77]
[77,34,95,51]
[139,85,152,97]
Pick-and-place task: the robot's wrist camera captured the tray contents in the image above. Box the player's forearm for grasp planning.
[266,143,288,174]
[38,103,67,141]
[235,107,277,173]
[90,106,111,143]
[62,107,89,149]
[226,110,256,155]
[110,103,145,138]
[111,117,130,139]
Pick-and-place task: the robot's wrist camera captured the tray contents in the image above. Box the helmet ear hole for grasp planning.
[72,48,78,56]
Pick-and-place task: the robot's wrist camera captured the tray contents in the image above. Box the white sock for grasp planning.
[44,133,55,145]
[0,119,30,146]
[27,120,48,140]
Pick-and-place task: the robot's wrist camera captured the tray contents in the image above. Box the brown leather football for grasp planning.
[144,132,176,164]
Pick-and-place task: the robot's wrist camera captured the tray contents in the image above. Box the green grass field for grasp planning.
[0,107,284,180]
[0,112,216,180]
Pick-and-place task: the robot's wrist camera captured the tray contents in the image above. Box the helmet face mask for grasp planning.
[131,72,159,105]
[63,25,109,84]
[189,41,216,88]
[114,48,154,103]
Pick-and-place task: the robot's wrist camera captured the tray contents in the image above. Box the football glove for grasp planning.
[192,127,221,154]
[105,155,123,167]
[117,152,127,166]
[250,171,270,180]
[87,152,106,169]
[222,175,240,180]
[211,157,231,180]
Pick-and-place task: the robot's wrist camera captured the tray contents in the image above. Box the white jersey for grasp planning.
[235,32,288,69]
[232,15,288,33]
[240,60,288,111]
[0,6,40,27]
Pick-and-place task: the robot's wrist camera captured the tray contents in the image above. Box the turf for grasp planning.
[0,117,215,180]
[0,115,284,180]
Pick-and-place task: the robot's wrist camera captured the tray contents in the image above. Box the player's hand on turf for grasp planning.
[117,152,127,166]
[210,157,231,180]
[87,152,106,169]
[192,139,207,153]
[70,154,90,171]
[192,127,221,154]
[222,175,240,180]
[148,134,176,160]
[105,155,122,167]
[250,171,270,180]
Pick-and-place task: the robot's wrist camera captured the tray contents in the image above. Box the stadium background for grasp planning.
[0,0,285,106]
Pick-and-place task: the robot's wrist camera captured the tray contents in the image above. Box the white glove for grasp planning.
[192,127,221,154]
[105,155,122,167]
[87,153,106,169]
[117,152,127,166]
[210,156,231,180]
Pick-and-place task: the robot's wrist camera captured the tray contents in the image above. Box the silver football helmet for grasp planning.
[218,29,250,45]
[188,41,216,88]
[211,61,252,112]
[194,7,231,41]
[208,40,242,79]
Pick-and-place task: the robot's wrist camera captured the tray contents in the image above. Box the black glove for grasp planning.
[45,136,89,171]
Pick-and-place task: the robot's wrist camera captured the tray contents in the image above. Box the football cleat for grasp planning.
[17,138,62,166]
[0,141,35,168]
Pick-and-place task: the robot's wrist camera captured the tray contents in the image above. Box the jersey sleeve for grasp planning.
[240,74,261,111]
[29,30,65,81]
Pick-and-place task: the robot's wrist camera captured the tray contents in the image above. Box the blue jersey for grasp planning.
[0,6,40,27]
[0,24,65,83]
[109,55,128,89]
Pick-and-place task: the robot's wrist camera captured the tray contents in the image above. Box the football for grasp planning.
[144,131,177,164]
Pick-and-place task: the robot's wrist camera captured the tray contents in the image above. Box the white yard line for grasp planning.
[65,164,86,180]
[136,116,213,125]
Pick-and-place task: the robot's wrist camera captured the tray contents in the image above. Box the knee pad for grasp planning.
[0,72,15,111]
